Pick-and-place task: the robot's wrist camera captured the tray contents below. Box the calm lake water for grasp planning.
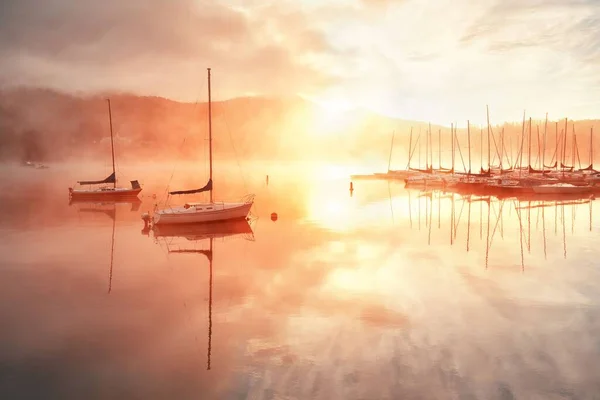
[1,162,600,399]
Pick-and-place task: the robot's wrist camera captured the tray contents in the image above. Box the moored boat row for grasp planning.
[354,108,599,202]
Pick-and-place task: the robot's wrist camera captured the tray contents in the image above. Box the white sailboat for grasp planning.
[69,99,142,201]
[146,68,254,226]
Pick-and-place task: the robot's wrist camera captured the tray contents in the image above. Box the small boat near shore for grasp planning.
[68,99,142,201]
[22,160,49,169]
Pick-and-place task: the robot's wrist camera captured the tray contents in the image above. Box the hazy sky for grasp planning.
[1,0,600,124]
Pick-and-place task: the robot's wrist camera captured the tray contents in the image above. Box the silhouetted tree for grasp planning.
[21,129,46,161]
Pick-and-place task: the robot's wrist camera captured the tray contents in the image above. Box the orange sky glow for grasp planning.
[1,0,600,125]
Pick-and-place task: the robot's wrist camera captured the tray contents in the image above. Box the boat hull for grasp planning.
[152,217,253,239]
[404,176,446,188]
[69,187,142,201]
[153,201,253,225]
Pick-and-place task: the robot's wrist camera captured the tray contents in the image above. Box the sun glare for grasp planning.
[307,97,359,135]
[304,180,355,232]
[310,163,355,180]
[325,267,376,294]
[306,196,353,232]
[302,167,415,232]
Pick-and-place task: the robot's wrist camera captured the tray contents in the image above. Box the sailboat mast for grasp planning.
[542,113,548,174]
[500,127,504,172]
[406,128,413,170]
[555,121,559,172]
[518,111,526,179]
[429,123,433,170]
[208,68,214,203]
[387,131,395,172]
[486,105,491,171]
[591,127,594,169]
[451,123,455,175]
[528,117,532,170]
[480,128,483,172]
[572,124,576,170]
[426,124,429,170]
[438,128,441,170]
[107,99,116,189]
[419,128,422,168]
[563,118,568,175]
[467,120,471,174]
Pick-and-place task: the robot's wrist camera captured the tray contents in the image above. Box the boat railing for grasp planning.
[242,194,255,204]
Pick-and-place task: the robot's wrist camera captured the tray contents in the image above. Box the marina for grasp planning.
[351,109,600,203]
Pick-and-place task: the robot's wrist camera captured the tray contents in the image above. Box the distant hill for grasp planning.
[0,87,429,165]
[1,87,598,170]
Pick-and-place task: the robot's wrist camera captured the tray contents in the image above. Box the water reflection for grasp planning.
[2,166,600,399]
[70,200,142,220]
[403,187,595,271]
[68,200,144,294]
[145,219,255,371]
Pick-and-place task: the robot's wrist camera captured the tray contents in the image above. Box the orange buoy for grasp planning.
[271,212,278,221]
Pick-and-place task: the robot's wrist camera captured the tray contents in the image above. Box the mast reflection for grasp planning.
[405,187,595,270]
[144,218,255,370]
[69,200,142,293]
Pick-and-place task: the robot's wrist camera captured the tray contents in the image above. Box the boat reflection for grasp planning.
[70,198,142,217]
[143,218,255,370]
[405,187,594,270]
[145,217,255,241]
[69,201,126,293]
[69,199,145,294]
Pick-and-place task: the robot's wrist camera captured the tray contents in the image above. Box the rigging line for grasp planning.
[574,135,582,169]
[218,100,248,190]
[502,128,513,168]
[488,126,502,167]
[159,80,207,206]
[454,132,468,173]
[213,85,256,212]
[160,137,187,203]
[547,132,559,166]
[222,114,248,193]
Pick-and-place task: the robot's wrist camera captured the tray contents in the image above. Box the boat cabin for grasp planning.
[183,203,215,211]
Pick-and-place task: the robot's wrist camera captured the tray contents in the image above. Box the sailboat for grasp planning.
[69,99,142,201]
[145,68,254,226]
[144,217,255,370]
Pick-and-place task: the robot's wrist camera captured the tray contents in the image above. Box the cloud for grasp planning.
[0,1,252,66]
[2,0,600,123]
[0,0,335,100]
[460,0,592,51]
[359,0,404,9]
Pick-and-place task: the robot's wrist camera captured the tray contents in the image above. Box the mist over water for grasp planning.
[1,161,600,399]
